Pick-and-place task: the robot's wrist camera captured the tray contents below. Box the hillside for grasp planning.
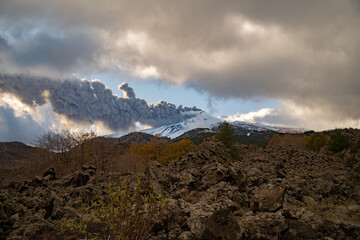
[174,126,281,147]
[117,132,168,145]
[0,142,46,169]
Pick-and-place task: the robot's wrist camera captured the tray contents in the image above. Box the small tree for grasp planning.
[216,121,235,148]
[216,121,238,159]
[35,130,74,165]
[36,129,96,169]
[92,137,116,171]
[66,130,96,167]
[327,130,349,152]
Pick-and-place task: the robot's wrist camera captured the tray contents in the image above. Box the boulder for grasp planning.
[201,208,241,240]
[42,167,56,181]
[251,182,286,212]
[239,211,287,239]
[64,172,90,187]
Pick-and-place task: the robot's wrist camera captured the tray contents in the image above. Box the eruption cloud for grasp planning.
[0,74,200,131]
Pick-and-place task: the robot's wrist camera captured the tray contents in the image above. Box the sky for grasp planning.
[1,0,360,143]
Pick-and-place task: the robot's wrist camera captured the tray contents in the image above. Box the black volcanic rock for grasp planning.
[1,137,360,239]
[142,139,360,239]
[201,208,241,239]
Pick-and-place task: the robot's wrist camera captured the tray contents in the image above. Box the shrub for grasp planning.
[67,177,168,240]
[159,139,195,164]
[304,133,327,152]
[130,137,195,164]
[327,130,349,152]
[130,136,168,164]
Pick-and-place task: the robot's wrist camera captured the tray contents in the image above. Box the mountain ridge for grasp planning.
[107,110,307,139]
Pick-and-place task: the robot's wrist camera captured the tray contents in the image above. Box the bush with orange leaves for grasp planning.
[304,132,327,152]
[130,137,195,165]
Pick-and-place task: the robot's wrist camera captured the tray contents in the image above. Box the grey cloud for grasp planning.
[0,106,45,144]
[0,0,360,125]
[15,31,102,70]
[0,74,199,131]
[0,30,104,74]
[249,103,360,131]
[0,35,9,50]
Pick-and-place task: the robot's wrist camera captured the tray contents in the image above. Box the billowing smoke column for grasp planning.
[119,82,136,99]
[0,74,200,130]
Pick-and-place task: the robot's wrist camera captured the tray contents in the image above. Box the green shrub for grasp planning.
[67,177,168,240]
[327,130,349,152]
[304,133,327,152]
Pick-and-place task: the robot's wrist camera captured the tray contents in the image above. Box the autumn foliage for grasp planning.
[130,137,195,164]
[304,132,327,152]
[267,134,305,148]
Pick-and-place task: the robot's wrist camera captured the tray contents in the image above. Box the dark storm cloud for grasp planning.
[0,30,105,74]
[0,0,360,125]
[0,74,199,131]
[13,31,103,71]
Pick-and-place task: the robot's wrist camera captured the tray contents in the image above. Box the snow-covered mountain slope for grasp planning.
[106,111,307,139]
[230,121,307,134]
[107,111,221,139]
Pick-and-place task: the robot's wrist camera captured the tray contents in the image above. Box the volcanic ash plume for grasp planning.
[0,74,200,131]
[118,82,136,99]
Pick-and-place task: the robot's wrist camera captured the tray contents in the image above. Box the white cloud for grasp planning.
[223,102,360,131]
[221,108,274,123]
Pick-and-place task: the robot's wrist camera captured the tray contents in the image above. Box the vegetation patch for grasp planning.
[130,137,195,164]
[327,130,349,152]
[67,177,168,240]
[304,132,327,152]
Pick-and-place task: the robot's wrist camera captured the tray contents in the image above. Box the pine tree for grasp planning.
[216,121,235,148]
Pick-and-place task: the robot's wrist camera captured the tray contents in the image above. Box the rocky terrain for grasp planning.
[1,137,360,239]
